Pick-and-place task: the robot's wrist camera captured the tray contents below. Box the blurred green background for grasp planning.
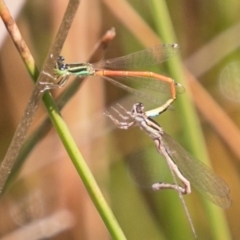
[0,0,240,239]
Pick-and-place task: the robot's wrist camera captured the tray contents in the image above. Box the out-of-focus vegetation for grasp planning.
[0,0,240,239]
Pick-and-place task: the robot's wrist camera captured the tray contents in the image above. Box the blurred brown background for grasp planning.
[0,0,240,239]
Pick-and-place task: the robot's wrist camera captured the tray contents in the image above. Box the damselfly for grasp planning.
[104,99,231,209]
[104,99,231,239]
[104,99,231,238]
[54,44,184,106]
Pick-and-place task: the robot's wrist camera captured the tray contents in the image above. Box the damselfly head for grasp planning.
[132,102,144,114]
[55,56,68,71]
[54,56,70,78]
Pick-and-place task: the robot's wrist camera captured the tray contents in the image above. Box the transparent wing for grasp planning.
[102,75,184,106]
[105,75,184,93]
[162,133,231,208]
[93,44,180,70]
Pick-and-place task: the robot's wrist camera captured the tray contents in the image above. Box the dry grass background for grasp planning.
[0,0,240,239]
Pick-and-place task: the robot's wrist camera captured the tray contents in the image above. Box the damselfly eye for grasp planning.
[59,56,64,61]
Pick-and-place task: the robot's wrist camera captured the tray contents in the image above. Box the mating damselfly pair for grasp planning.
[54,43,231,238]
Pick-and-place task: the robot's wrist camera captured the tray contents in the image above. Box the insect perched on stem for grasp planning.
[54,44,185,106]
[104,99,231,238]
